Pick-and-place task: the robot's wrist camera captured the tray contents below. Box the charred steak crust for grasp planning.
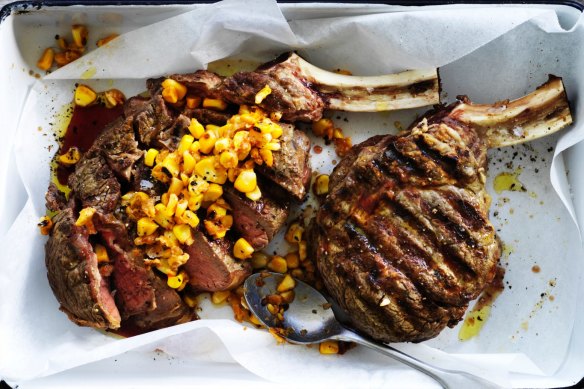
[311,109,501,343]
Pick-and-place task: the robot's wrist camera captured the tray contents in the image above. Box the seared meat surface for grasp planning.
[310,107,501,343]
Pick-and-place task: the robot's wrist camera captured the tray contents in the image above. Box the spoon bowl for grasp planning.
[244,272,502,389]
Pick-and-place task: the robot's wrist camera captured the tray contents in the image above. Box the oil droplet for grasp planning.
[459,267,505,341]
[521,321,529,331]
[50,102,74,196]
[81,66,96,80]
[313,145,323,154]
[493,168,526,194]
[532,265,540,273]
[529,191,538,199]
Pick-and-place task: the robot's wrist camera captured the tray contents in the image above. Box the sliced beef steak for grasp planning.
[93,212,156,319]
[183,229,251,292]
[132,274,192,331]
[45,208,121,329]
[256,124,311,202]
[223,183,289,250]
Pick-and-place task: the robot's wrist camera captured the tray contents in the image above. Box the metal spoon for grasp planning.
[244,272,501,389]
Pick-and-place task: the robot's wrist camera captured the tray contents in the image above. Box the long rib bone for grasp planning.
[279,53,440,112]
[450,75,572,148]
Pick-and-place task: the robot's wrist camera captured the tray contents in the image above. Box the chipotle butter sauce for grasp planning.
[55,103,124,185]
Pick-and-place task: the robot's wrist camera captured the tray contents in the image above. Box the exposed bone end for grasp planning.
[266,52,440,112]
[450,75,572,148]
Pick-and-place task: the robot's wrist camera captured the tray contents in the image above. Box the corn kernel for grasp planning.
[259,149,273,167]
[207,202,228,219]
[144,148,158,166]
[199,131,217,154]
[182,151,196,174]
[251,252,269,269]
[245,185,262,201]
[75,207,96,227]
[173,224,194,245]
[174,199,188,218]
[162,153,180,177]
[234,238,254,259]
[57,37,68,50]
[263,141,281,151]
[214,137,231,154]
[154,204,173,228]
[137,217,159,237]
[95,244,109,263]
[103,89,125,108]
[54,50,81,67]
[266,303,279,315]
[219,150,238,169]
[38,216,53,235]
[285,252,300,269]
[96,33,118,47]
[312,118,334,137]
[58,147,81,166]
[167,272,184,289]
[333,128,344,139]
[186,95,202,109]
[285,223,304,243]
[277,274,296,293]
[270,111,283,122]
[188,175,209,196]
[178,134,194,155]
[37,48,54,71]
[267,256,287,273]
[183,294,198,308]
[280,290,295,304]
[71,24,88,47]
[165,193,179,217]
[203,98,228,111]
[187,193,204,211]
[161,78,187,104]
[249,315,263,326]
[319,340,339,355]
[298,241,307,261]
[211,290,231,305]
[74,84,97,107]
[314,174,330,196]
[168,177,184,197]
[234,169,257,193]
[180,210,200,228]
[195,157,227,184]
[255,84,272,104]
[203,183,223,202]
[189,118,205,139]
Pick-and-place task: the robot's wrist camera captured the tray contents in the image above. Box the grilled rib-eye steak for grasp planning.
[309,76,572,343]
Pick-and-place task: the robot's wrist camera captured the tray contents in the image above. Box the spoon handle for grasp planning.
[335,330,502,389]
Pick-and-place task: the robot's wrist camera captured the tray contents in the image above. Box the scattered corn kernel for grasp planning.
[245,184,262,201]
[186,95,202,109]
[285,223,304,243]
[188,118,205,139]
[234,169,257,193]
[74,84,97,107]
[54,50,81,67]
[137,217,159,237]
[167,272,185,289]
[38,216,53,235]
[233,238,254,260]
[280,290,295,304]
[58,147,81,165]
[255,84,272,104]
[277,274,296,293]
[319,340,340,355]
[267,256,287,273]
[312,118,334,137]
[71,25,88,47]
[211,290,231,304]
[285,252,300,269]
[199,131,217,154]
[203,98,228,111]
[161,78,187,104]
[96,33,118,47]
[37,48,54,71]
[75,207,96,227]
[314,174,330,196]
[203,183,223,202]
[102,89,125,108]
[144,148,159,167]
[94,244,109,263]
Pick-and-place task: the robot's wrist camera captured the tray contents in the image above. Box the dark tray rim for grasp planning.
[1,0,583,23]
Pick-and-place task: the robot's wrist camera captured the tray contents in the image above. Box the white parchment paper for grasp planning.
[2,1,584,387]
